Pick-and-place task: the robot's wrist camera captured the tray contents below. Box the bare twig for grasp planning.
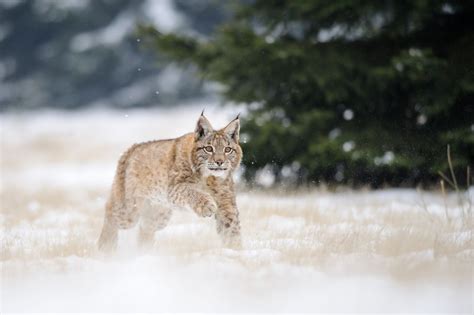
[447,145,459,192]
[440,180,450,224]
[466,166,472,221]
[445,145,466,221]
[438,171,455,188]
[468,166,471,188]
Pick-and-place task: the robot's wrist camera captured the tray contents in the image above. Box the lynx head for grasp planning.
[193,112,242,179]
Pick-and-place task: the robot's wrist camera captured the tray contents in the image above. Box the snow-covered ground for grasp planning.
[1,104,472,312]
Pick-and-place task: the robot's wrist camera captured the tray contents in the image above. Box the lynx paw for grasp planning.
[195,196,217,217]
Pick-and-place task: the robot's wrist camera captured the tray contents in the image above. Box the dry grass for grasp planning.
[2,185,471,277]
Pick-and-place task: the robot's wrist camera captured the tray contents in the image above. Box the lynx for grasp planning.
[97,112,242,251]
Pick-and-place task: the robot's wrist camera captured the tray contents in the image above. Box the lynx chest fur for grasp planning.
[98,113,242,251]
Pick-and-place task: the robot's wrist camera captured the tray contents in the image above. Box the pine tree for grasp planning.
[139,0,474,186]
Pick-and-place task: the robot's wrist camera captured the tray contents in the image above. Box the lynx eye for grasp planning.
[224,147,232,153]
[204,146,213,153]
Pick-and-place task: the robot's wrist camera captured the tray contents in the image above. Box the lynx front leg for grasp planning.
[213,191,241,248]
[206,178,241,248]
[168,183,217,217]
[215,208,241,248]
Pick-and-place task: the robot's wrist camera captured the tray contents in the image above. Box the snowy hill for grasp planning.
[1,105,472,312]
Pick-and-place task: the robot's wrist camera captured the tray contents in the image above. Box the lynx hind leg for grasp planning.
[138,201,173,248]
[97,198,141,252]
[111,198,141,230]
[97,215,118,252]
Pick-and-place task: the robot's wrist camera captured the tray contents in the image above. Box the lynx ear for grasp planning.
[195,113,213,141]
[223,115,240,142]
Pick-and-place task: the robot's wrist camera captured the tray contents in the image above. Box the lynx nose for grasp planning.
[215,160,224,166]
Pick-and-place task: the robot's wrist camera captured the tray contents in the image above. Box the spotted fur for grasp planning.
[97,113,242,251]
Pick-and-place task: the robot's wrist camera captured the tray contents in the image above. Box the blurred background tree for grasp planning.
[2,0,472,187]
[0,0,231,110]
[139,0,474,187]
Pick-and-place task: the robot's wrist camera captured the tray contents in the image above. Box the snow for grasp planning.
[1,105,472,312]
[2,255,471,313]
[142,0,186,33]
